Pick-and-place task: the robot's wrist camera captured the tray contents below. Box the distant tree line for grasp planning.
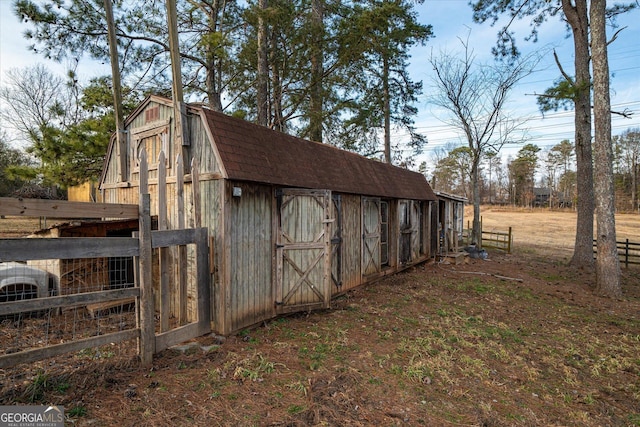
[426,128,640,214]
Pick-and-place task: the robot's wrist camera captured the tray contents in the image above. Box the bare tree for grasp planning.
[0,64,76,146]
[591,0,621,298]
[429,38,538,246]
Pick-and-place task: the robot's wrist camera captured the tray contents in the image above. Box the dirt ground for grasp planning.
[1,209,639,426]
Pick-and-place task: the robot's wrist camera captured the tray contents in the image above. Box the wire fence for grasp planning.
[0,256,140,400]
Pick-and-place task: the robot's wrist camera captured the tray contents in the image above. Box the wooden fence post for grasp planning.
[195,227,211,335]
[176,154,188,325]
[138,152,155,367]
[625,239,629,269]
[508,227,512,254]
[158,151,170,332]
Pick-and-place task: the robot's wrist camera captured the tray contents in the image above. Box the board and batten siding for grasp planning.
[101,101,175,186]
[332,194,362,293]
[198,179,224,331]
[226,182,274,332]
[189,112,222,175]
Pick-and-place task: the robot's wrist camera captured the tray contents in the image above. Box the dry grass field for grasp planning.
[470,206,640,260]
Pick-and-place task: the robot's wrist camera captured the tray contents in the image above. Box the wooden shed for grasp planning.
[100,95,438,335]
[434,191,467,255]
[67,180,103,202]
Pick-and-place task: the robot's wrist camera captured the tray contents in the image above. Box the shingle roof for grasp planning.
[200,108,437,201]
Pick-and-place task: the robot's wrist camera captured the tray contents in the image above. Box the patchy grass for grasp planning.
[1,209,639,425]
[2,250,637,426]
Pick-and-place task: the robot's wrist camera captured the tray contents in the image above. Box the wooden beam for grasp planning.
[99,173,222,189]
[165,0,189,147]
[0,287,140,316]
[103,0,127,183]
[0,237,139,262]
[0,197,138,219]
[152,228,197,248]
[0,329,139,369]
[155,322,200,353]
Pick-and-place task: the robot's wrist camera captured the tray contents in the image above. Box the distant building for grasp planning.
[533,187,572,208]
[67,180,102,203]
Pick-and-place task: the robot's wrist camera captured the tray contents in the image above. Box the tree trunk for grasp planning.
[103,0,127,182]
[257,0,269,126]
[270,30,284,132]
[309,0,324,142]
[590,0,621,298]
[206,4,223,111]
[383,54,391,163]
[632,159,638,212]
[562,0,594,269]
[471,157,481,247]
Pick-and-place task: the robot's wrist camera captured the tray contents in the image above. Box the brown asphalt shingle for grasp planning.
[201,108,437,201]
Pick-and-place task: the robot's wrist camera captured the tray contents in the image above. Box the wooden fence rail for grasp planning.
[465,220,513,254]
[481,228,512,253]
[0,151,210,370]
[592,239,640,268]
[0,216,210,369]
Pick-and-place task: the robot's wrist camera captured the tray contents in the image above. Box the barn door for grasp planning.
[276,189,332,314]
[362,197,381,276]
[399,200,421,264]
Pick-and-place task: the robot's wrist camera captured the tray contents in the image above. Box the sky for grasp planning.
[1,0,640,172]
[410,0,640,168]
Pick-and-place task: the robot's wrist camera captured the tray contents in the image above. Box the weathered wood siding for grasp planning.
[100,100,225,325]
[198,179,224,330]
[423,202,433,258]
[386,199,398,270]
[410,201,421,262]
[188,112,221,175]
[333,194,362,293]
[99,97,440,335]
[102,101,175,186]
[226,182,274,332]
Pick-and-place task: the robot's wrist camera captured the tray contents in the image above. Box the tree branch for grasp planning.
[553,49,574,85]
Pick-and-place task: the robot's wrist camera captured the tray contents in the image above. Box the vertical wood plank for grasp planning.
[274,190,283,305]
[158,151,170,332]
[177,153,185,227]
[221,182,232,334]
[139,150,148,197]
[323,190,332,308]
[176,154,188,325]
[270,189,278,319]
[196,227,211,335]
[191,158,201,228]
